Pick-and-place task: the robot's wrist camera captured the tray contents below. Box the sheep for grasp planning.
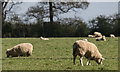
[73,40,104,66]
[6,43,33,57]
[94,32,102,37]
[96,35,106,41]
[88,35,95,38]
[40,36,49,40]
[96,37,102,41]
[110,34,115,38]
[82,39,88,42]
[102,35,106,41]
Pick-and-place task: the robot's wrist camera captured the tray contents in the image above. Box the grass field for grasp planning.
[2,37,118,70]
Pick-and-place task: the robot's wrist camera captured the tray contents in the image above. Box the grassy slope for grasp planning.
[2,37,118,70]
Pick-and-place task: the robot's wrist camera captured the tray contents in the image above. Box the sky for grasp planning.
[14,2,118,23]
[79,2,118,22]
[59,2,118,22]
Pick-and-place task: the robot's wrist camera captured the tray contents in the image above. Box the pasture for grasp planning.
[2,37,118,70]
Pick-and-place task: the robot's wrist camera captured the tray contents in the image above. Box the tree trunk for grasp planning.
[49,2,53,22]
[2,2,8,25]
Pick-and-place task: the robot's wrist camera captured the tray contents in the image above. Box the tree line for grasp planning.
[1,2,119,37]
[2,14,119,38]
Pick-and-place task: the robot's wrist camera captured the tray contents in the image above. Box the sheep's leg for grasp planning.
[86,59,91,65]
[73,55,77,65]
[80,57,83,66]
[7,55,10,57]
[26,51,31,56]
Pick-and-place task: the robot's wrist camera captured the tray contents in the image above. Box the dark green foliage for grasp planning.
[2,21,89,37]
[2,14,119,37]
[89,14,119,36]
[2,22,12,37]
[75,23,90,37]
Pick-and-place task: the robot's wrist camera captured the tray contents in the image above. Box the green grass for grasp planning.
[2,37,118,70]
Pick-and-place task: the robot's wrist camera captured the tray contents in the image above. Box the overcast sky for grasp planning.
[79,2,118,22]
[14,2,118,22]
[59,2,118,22]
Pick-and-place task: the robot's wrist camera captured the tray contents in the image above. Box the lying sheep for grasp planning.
[110,34,115,38]
[94,32,102,37]
[96,36,102,41]
[88,35,95,38]
[40,36,49,40]
[96,35,106,41]
[102,36,106,41]
[73,40,104,66]
[6,43,33,57]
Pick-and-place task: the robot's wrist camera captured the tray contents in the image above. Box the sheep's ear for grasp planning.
[11,48,16,52]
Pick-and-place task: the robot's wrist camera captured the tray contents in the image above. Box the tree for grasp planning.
[89,14,119,36]
[2,0,22,24]
[26,2,89,22]
[2,22,12,37]
[75,23,90,37]
[58,17,89,37]
[51,2,89,22]
[112,14,119,36]
[26,4,47,23]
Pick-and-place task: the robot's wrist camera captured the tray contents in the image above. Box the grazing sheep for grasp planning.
[73,40,104,66]
[6,43,33,57]
[40,36,49,40]
[94,32,102,37]
[88,35,95,38]
[110,34,115,38]
[96,35,106,41]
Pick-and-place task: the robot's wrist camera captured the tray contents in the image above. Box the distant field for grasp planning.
[2,37,118,70]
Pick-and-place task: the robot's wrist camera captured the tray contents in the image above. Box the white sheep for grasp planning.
[96,35,106,41]
[88,35,95,38]
[73,40,104,66]
[110,34,115,38]
[94,32,102,37]
[82,39,88,42]
[6,43,33,57]
[102,35,106,41]
[40,36,49,40]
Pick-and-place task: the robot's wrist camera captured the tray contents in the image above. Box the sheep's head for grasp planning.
[102,36,106,41]
[95,58,105,64]
[94,32,98,35]
[6,48,15,57]
[6,49,11,57]
[40,37,43,39]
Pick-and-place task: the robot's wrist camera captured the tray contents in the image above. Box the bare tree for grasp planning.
[26,4,48,23]
[50,2,89,22]
[2,0,22,24]
[26,2,89,23]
